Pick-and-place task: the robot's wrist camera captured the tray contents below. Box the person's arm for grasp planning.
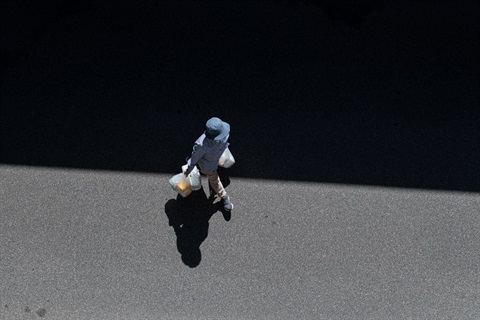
[185,143,205,176]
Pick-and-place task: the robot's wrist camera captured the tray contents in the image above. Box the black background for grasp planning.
[1,0,479,191]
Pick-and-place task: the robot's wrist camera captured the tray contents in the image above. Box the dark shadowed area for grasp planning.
[1,0,479,191]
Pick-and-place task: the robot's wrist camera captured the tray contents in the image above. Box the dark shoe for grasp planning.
[222,196,233,211]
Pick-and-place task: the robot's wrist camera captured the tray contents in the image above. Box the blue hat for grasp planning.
[205,117,230,141]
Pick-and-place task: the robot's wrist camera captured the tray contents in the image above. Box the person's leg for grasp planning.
[202,170,227,198]
[202,170,233,210]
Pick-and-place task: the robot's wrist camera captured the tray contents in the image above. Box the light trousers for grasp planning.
[201,169,227,198]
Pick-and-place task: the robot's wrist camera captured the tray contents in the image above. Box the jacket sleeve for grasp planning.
[187,143,205,172]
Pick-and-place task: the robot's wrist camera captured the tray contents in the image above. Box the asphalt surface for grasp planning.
[1,1,479,319]
[1,165,479,319]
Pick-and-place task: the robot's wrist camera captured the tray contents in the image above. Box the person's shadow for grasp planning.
[165,169,231,267]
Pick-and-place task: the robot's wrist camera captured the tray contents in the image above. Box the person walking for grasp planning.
[184,117,234,211]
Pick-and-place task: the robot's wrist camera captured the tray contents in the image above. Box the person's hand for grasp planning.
[184,169,190,177]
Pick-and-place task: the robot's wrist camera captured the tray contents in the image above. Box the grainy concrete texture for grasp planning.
[1,165,479,319]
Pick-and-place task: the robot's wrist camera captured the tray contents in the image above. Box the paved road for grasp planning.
[1,165,479,319]
[1,1,479,319]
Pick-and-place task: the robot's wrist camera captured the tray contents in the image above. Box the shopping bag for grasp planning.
[169,173,192,197]
[169,165,202,197]
[218,147,235,168]
[181,165,201,190]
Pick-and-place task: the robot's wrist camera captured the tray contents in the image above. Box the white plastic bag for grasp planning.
[169,165,201,197]
[218,147,235,168]
[181,165,201,191]
[169,173,192,197]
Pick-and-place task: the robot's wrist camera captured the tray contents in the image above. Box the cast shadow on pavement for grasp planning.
[165,185,230,268]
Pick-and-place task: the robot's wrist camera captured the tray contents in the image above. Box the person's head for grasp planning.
[205,117,230,141]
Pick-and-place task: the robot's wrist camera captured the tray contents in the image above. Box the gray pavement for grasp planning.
[1,165,479,319]
[1,2,479,319]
